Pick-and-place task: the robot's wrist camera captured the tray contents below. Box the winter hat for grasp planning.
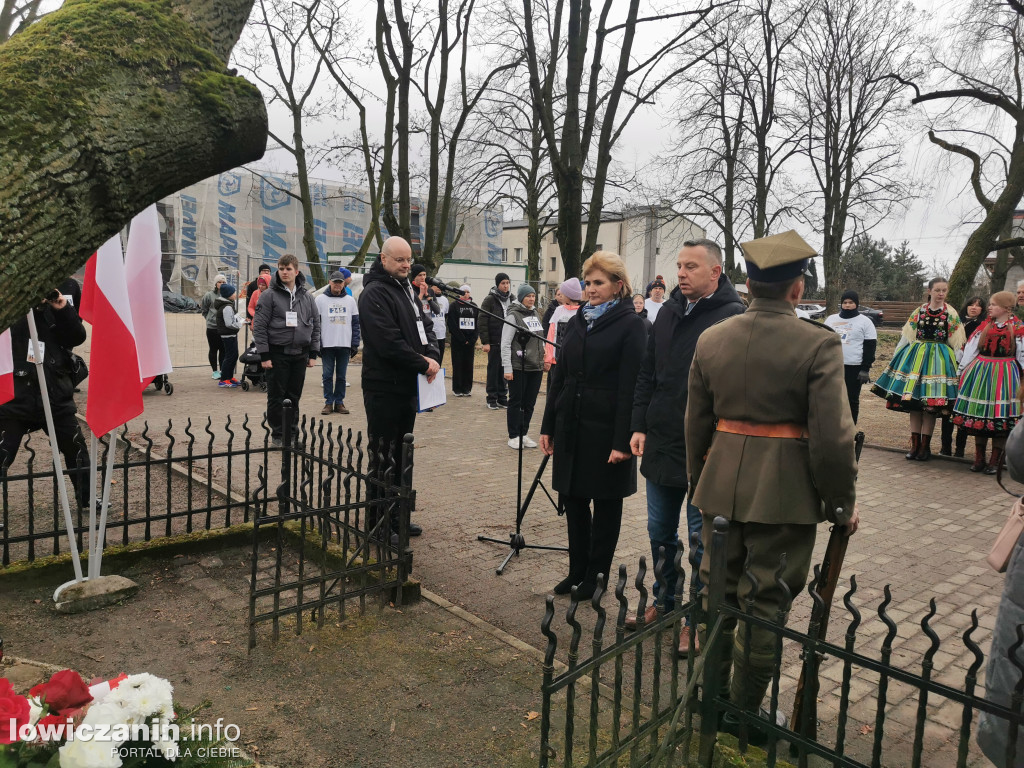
[410,264,427,280]
[214,273,227,285]
[219,283,236,299]
[558,278,583,302]
[339,268,352,279]
[650,275,667,291]
[841,290,859,307]
[257,275,270,289]
[258,263,273,274]
[495,272,510,287]
[517,284,536,302]
[459,284,472,294]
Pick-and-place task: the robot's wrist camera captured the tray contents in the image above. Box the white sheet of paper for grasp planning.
[417,368,447,412]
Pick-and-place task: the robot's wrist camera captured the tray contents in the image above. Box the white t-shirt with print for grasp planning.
[316,292,358,348]
[644,298,664,323]
[430,296,449,340]
[824,312,877,366]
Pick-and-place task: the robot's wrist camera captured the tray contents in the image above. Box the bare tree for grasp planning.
[794,0,919,313]
[523,0,722,279]
[898,0,1024,305]
[0,0,267,330]
[0,0,45,42]
[235,0,334,286]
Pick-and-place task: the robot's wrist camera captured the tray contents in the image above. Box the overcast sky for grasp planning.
[240,0,993,274]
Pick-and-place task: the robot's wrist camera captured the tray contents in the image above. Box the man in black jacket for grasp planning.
[629,239,745,651]
[479,272,511,409]
[359,236,441,539]
[0,292,90,508]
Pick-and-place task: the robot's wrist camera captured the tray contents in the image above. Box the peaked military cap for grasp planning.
[741,230,816,283]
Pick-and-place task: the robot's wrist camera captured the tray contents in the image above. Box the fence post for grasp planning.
[397,433,415,596]
[698,515,730,766]
[280,399,292,516]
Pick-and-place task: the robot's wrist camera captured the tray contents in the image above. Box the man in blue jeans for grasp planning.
[629,239,745,654]
[315,271,361,415]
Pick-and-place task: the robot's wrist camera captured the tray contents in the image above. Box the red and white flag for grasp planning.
[124,205,172,386]
[81,235,143,436]
[0,329,13,406]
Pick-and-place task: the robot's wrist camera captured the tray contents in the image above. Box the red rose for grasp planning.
[35,714,73,741]
[29,670,92,716]
[0,679,30,744]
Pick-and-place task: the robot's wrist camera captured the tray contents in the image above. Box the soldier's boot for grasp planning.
[939,417,954,456]
[915,433,933,461]
[725,628,782,746]
[971,436,989,472]
[954,428,968,458]
[697,620,735,700]
[905,432,921,460]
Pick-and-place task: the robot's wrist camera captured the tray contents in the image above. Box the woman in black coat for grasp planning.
[540,252,647,600]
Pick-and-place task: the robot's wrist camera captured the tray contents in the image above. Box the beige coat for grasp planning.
[685,298,857,525]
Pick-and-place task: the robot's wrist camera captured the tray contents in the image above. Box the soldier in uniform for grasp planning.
[685,230,860,735]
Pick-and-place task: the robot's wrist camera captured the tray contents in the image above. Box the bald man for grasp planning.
[358,237,441,540]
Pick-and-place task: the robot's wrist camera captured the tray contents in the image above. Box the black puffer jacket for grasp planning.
[541,300,646,499]
[630,276,745,487]
[358,260,441,395]
[0,303,86,421]
[478,287,511,346]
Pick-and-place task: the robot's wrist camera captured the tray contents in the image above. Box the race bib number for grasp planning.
[524,317,543,333]
[285,311,298,327]
[417,319,429,345]
[459,317,475,330]
[328,305,347,316]
[27,341,44,364]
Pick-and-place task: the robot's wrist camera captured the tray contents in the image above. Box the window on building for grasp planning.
[595,243,603,251]
[501,248,508,263]
[514,247,523,262]
[550,257,557,273]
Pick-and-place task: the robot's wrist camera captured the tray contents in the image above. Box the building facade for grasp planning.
[501,208,706,299]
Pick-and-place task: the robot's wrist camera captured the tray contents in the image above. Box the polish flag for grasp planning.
[81,235,143,436]
[0,329,13,406]
[125,206,172,387]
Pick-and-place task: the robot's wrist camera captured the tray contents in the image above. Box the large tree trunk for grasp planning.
[0,0,267,332]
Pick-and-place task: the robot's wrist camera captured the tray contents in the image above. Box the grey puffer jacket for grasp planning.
[978,419,1024,766]
[500,302,545,373]
[252,271,320,357]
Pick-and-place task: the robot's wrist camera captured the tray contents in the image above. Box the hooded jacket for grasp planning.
[500,302,546,373]
[252,270,320,357]
[215,296,241,336]
[479,286,511,346]
[631,275,745,487]
[358,259,441,395]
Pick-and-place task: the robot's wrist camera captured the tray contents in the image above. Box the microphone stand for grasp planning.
[429,280,567,575]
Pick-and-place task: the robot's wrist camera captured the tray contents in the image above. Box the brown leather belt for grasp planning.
[716,419,809,439]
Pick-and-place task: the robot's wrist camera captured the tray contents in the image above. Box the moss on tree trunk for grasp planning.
[0,0,267,331]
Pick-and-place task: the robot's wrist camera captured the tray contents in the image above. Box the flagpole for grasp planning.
[90,430,117,579]
[86,433,99,577]
[26,310,83,583]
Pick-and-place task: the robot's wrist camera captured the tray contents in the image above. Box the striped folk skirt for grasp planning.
[871,340,958,412]
[951,355,1022,436]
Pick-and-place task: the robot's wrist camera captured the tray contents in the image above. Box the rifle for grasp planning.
[790,430,865,753]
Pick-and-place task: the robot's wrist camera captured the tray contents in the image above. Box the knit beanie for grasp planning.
[220,283,236,299]
[410,264,427,280]
[841,289,859,307]
[495,272,510,287]
[558,278,583,302]
[517,284,536,302]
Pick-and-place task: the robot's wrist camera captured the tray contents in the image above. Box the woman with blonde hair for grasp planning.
[540,251,647,600]
[872,277,965,461]
[952,291,1024,473]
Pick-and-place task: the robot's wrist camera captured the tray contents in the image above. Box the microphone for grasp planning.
[424,275,452,291]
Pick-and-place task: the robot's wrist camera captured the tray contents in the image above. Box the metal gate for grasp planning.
[248,403,414,648]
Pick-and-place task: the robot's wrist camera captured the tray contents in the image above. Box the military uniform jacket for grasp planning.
[685,298,857,525]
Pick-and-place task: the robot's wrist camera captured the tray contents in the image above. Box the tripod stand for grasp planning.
[429,280,568,575]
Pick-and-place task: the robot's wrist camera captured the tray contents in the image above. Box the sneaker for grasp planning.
[321,402,333,415]
[521,435,538,448]
[218,380,237,388]
[211,371,220,379]
[334,403,349,414]
[487,402,499,410]
[497,402,508,409]
[508,437,524,449]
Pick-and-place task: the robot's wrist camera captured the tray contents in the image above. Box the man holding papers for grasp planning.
[358,237,442,540]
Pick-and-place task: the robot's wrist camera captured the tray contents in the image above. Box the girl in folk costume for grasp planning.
[951,291,1024,473]
[871,278,965,461]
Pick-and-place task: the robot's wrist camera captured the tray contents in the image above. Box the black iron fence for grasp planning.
[248,403,414,648]
[540,519,1024,768]
[0,415,275,566]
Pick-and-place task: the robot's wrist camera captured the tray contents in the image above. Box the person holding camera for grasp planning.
[0,290,90,508]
